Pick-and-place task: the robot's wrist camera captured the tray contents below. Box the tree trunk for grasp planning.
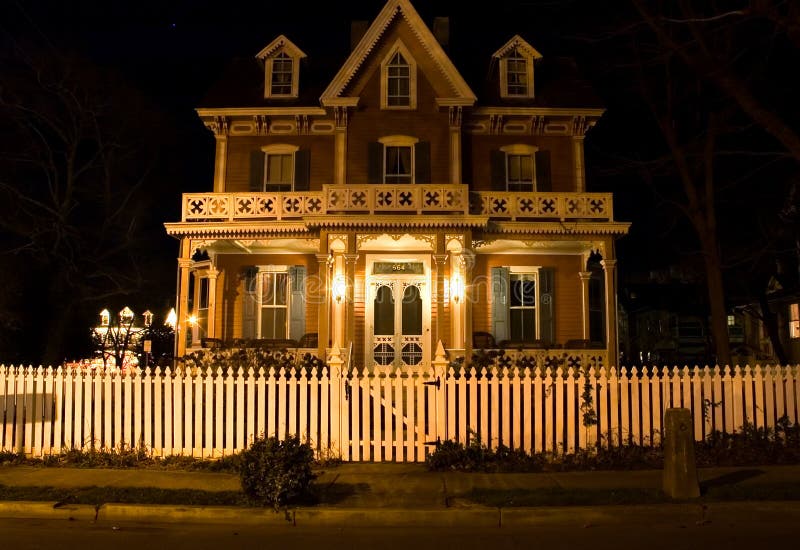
[703,250,731,366]
[758,293,788,365]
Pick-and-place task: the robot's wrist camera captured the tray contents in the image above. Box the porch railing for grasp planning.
[181,185,614,222]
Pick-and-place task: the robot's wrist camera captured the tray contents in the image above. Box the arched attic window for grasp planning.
[380,40,417,110]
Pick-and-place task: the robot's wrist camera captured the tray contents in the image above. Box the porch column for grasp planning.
[175,238,193,358]
[213,134,228,192]
[315,252,331,359]
[344,253,358,350]
[462,238,474,358]
[333,106,349,185]
[579,271,592,340]
[206,267,219,339]
[433,253,448,349]
[450,252,463,350]
[601,258,618,366]
[448,106,462,184]
[572,135,585,193]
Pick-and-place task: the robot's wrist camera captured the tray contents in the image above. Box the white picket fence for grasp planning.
[1,364,798,460]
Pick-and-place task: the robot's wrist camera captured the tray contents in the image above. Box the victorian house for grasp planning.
[165,0,629,371]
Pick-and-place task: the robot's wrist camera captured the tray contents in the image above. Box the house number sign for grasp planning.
[373,262,424,275]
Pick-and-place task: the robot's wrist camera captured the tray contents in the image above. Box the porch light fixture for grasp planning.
[187,314,197,326]
[451,273,464,304]
[332,275,347,304]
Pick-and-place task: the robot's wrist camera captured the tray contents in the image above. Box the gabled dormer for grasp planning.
[492,35,543,99]
[256,35,307,99]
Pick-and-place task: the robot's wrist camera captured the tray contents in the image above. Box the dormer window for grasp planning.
[256,35,306,99]
[506,49,528,96]
[270,52,293,96]
[381,40,417,110]
[493,35,542,100]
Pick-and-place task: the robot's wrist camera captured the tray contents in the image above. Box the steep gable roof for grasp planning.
[255,34,307,60]
[492,34,543,60]
[320,0,475,105]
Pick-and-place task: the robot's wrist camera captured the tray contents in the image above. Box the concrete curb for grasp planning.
[3,500,800,527]
[0,501,98,521]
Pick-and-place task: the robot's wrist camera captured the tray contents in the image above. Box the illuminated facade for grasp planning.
[165,0,629,369]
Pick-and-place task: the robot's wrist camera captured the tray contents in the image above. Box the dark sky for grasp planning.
[3,0,794,318]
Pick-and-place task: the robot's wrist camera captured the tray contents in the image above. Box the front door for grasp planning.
[366,258,430,369]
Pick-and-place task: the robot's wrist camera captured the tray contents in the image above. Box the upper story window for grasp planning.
[256,35,306,99]
[250,144,310,192]
[491,145,550,192]
[493,35,541,100]
[270,53,293,96]
[387,53,410,106]
[369,135,432,184]
[381,40,417,110]
[506,49,528,96]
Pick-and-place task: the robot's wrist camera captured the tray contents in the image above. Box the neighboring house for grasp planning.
[164,0,630,370]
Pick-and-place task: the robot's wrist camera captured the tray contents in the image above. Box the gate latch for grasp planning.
[422,376,440,389]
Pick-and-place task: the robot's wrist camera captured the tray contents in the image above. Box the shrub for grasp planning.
[239,435,316,509]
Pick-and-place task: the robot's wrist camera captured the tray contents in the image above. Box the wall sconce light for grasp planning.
[332,275,346,304]
[451,274,464,304]
[187,314,198,326]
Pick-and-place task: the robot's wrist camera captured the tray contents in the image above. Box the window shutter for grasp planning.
[535,150,551,192]
[242,267,257,339]
[288,265,306,341]
[414,141,431,184]
[249,151,264,192]
[490,150,506,191]
[538,267,555,345]
[491,266,510,342]
[294,149,310,191]
[368,142,383,184]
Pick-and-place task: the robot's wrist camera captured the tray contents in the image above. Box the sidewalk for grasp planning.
[1,463,800,526]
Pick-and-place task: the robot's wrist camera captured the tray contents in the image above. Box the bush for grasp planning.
[239,435,316,509]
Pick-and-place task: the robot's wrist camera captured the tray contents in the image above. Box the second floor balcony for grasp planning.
[181,184,614,223]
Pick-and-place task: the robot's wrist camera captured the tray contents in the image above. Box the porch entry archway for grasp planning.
[365,255,431,369]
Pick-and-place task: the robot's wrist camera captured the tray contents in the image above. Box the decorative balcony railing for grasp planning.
[181,185,613,222]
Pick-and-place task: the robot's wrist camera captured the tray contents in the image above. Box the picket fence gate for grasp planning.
[1,364,798,460]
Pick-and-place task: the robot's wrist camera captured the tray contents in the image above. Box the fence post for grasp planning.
[432,341,448,444]
[328,345,344,459]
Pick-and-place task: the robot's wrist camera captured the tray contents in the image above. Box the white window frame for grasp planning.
[264,50,300,99]
[256,266,291,339]
[260,144,298,191]
[499,47,534,99]
[379,135,418,184]
[791,303,800,339]
[508,266,540,342]
[500,144,537,191]
[380,40,417,110]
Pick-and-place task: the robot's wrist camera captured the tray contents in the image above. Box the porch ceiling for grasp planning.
[192,237,319,255]
[474,238,598,255]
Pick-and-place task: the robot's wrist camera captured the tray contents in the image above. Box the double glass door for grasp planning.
[370,278,426,368]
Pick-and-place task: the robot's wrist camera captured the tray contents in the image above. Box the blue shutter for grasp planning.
[294,150,310,191]
[538,267,555,345]
[491,267,510,342]
[249,151,264,191]
[490,150,506,191]
[289,265,306,341]
[535,150,551,191]
[242,267,257,339]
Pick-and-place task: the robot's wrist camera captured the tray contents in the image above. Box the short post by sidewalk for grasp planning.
[662,408,700,499]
